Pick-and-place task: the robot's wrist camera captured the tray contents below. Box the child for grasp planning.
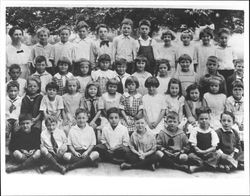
[203,77,226,130]
[114,58,130,94]
[132,55,152,96]
[215,28,237,81]
[20,76,43,130]
[155,30,177,76]
[216,111,244,172]
[63,108,100,171]
[28,27,54,75]
[52,56,74,96]
[31,55,52,95]
[173,54,199,97]
[94,107,130,163]
[7,64,26,97]
[6,81,22,156]
[143,77,166,135]
[75,59,92,93]
[113,18,137,74]
[155,111,190,172]
[39,115,67,174]
[6,114,41,173]
[188,107,220,173]
[136,19,158,76]
[120,117,159,171]
[156,59,171,95]
[91,54,116,94]
[120,76,143,134]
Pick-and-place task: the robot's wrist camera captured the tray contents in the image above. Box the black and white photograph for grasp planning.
[1,1,249,195]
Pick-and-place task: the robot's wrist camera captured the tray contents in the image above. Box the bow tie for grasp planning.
[17,50,24,53]
[100,40,109,47]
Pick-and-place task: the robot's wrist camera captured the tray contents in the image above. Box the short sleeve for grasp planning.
[97,97,104,110]
[189,129,198,146]
[122,127,130,146]
[211,130,219,147]
[39,96,47,112]
[67,130,73,146]
[57,96,64,110]
[100,128,107,144]
[119,95,126,110]
[90,127,96,146]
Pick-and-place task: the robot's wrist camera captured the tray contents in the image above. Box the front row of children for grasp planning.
[6,105,244,174]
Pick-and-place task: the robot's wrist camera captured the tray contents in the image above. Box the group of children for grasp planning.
[5,18,244,175]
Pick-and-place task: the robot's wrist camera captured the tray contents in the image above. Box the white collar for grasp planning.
[123,92,141,98]
[138,36,151,42]
[221,127,233,133]
[33,71,50,76]
[7,95,21,102]
[121,34,131,39]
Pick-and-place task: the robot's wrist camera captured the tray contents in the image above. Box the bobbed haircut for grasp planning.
[195,106,212,118]
[144,76,160,88]
[166,78,183,98]
[199,27,214,39]
[8,26,23,37]
[157,59,171,71]
[220,111,235,123]
[106,78,119,89]
[78,58,92,76]
[45,81,59,92]
[232,80,244,89]
[84,81,101,99]
[178,54,192,63]
[98,54,111,63]
[161,30,176,40]
[180,29,194,41]
[185,83,202,101]
[65,78,81,93]
[35,55,47,65]
[125,76,140,89]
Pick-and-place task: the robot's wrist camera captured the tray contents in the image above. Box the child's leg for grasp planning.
[93,144,113,162]
[113,145,130,160]
[130,153,159,171]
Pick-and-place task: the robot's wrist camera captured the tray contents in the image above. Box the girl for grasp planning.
[120,76,143,135]
[132,55,152,96]
[142,77,166,135]
[156,59,171,95]
[75,59,92,94]
[203,77,226,130]
[52,56,74,96]
[20,76,43,130]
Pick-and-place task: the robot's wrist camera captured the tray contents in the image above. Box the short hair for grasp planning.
[26,76,41,94]
[45,115,58,126]
[35,55,47,65]
[180,29,193,41]
[107,107,120,118]
[78,58,92,75]
[125,76,140,89]
[161,30,176,40]
[145,76,160,88]
[185,83,202,101]
[232,80,244,89]
[206,56,219,65]
[234,58,244,65]
[157,59,171,71]
[195,106,211,118]
[106,78,119,89]
[134,113,144,121]
[178,54,192,63]
[76,21,89,31]
[166,78,183,98]
[8,26,23,37]
[75,108,88,118]
[19,113,32,122]
[7,80,20,91]
[9,64,21,72]
[115,58,127,67]
[199,27,214,39]
[45,82,59,92]
[98,54,111,63]
[218,28,231,37]
[220,111,235,122]
[58,25,71,35]
[65,78,81,93]
[166,111,179,121]
[208,76,224,94]
[121,18,133,27]
[96,24,108,33]
[85,81,101,98]
[57,56,72,66]
[135,55,148,70]
[36,27,50,37]
[139,19,151,27]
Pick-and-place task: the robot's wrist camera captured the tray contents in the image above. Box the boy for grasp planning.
[6,81,22,156]
[155,111,190,172]
[120,117,159,171]
[94,107,130,164]
[7,64,26,97]
[6,113,41,173]
[39,115,67,174]
[136,19,158,76]
[31,55,52,95]
[113,18,137,74]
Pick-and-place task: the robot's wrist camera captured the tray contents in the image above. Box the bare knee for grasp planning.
[63,153,72,162]
[40,147,49,156]
[13,150,25,161]
[156,150,164,158]
[89,151,99,160]
[179,153,188,162]
[33,150,41,159]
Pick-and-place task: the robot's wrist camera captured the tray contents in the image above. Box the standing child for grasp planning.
[120,76,143,134]
[6,114,41,173]
[132,55,152,96]
[113,18,137,74]
[156,59,171,95]
[63,108,100,171]
[120,117,159,171]
[143,77,166,135]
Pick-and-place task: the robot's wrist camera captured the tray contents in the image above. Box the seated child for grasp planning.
[6,114,41,173]
[120,117,159,171]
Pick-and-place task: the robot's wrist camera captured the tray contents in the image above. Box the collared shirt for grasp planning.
[73,37,94,61]
[41,127,67,152]
[39,95,64,117]
[215,45,237,70]
[136,36,158,56]
[53,72,74,95]
[6,95,22,120]
[221,127,233,133]
[132,71,152,96]
[79,96,104,115]
[6,78,27,97]
[101,122,129,148]
[225,96,244,124]
[115,72,131,92]
[68,124,96,150]
[32,71,52,95]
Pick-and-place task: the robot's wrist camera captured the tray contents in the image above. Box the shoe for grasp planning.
[224,165,231,173]
[149,163,156,171]
[59,165,67,175]
[91,161,99,168]
[112,158,124,165]
[238,163,244,170]
[38,165,50,174]
[6,165,19,173]
[120,163,132,170]
[155,162,160,169]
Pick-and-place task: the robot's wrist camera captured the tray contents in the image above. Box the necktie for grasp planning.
[9,99,17,113]
[50,132,58,153]
[89,99,96,122]
[117,76,124,94]
[100,40,109,47]
[234,100,243,111]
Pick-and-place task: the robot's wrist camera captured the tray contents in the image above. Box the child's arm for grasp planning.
[112,37,118,61]
[184,100,195,124]
[134,109,143,120]
[68,145,81,157]
[81,145,95,158]
[120,110,129,124]
[143,109,153,129]
[32,112,42,124]
[90,111,101,126]
[153,109,166,128]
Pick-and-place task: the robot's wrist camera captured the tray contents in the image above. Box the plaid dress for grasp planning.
[52,72,74,96]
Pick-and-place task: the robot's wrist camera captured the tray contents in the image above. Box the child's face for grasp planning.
[201,34,211,45]
[207,61,219,74]
[232,87,243,100]
[79,62,90,75]
[47,88,57,99]
[190,88,200,101]
[182,34,191,45]
[68,81,78,94]
[8,86,19,99]
[107,84,117,95]
[78,27,88,39]
[158,63,168,77]
[235,63,244,75]
[100,60,110,70]
[121,24,132,36]
[36,61,47,74]
[39,31,49,44]
[147,86,157,95]
[135,118,146,132]
[163,34,172,44]
[108,113,120,128]
[88,85,98,97]
[58,62,69,74]
[210,83,220,94]
[198,113,210,129]
[219,33,229,47]
[27,80,39,95]
[76,112,88,128]
[46,121,57,132]
[98,27,108,40]
[166,117,179,132]
[9,68,21,80]
[140,25,150,37]
[169,83,180,97]
[127,82,136,93]
[12,29,23,42]
[116,64,127,75]
[220,114,234,131]
[20,120,32,133]
[136,61,146,72]
[60,29,70,43]
[180,60,191,72]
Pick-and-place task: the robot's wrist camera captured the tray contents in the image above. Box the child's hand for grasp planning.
[148,123,154,129]
[81,151,88,158]
[74,152,81,157]
[89,121,97,129]
[28,149,35,155]
[139,153,145,160]
[151,122,157,129]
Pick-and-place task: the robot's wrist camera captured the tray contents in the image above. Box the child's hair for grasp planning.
[195,106,211,118]
[115,58,127,68]
[161,29,176,40]
[98,54,111,63]
[85,81,101,98]
[135,55,148,69]
[166,111,179,121]
[232,80,244,89]
[125,76,140,89]
[134,113,144,121]
[185,83,202,101]
[121,18,133,27]
[206,56,219,65]
[139,19,151,27]
[45,81,59,92]
[96,23,108,33]
[19,113,32,122]
[75,108,88,118]
[144,76,160,88]
[234,58,244,65]
[208,76,224,94]
[65,78,81,93]
[180,29,193,41]
[199,27,214,39]
[106,78,119,89]
[166,78,182,98]
[7,80,20,91]
[9,64,21,72]
[178,54,192,63]
[26,76,41,94]
[36,27,50,37]
[218,28,231,37]
[157,59,171,71]
[58,25,71,35]
[78,58,92,75]
[76,21,89,31]
[35,55,47,65]
[220,111,235,122]
[8,26,23,37]
[57,56,72,72]
[107,107,120,118]
[45,114,58,126]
